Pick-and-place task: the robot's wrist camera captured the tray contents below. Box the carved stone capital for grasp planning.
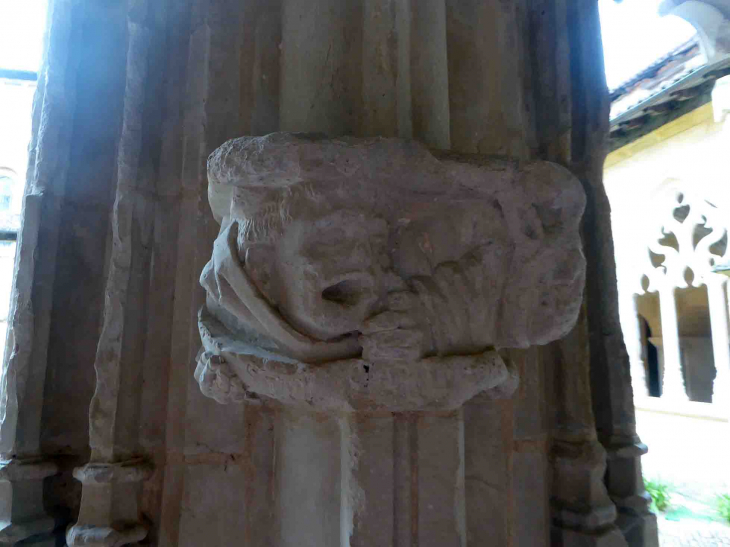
[198,133,587,411]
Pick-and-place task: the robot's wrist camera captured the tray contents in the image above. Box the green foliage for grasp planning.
[716,494,730,523]
[645,478,672,512]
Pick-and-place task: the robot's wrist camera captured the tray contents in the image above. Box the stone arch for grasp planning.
[660,0,730,62]
[631,178,729,402]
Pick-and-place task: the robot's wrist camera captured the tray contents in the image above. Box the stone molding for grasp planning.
[66,523,148,547]
[0,458,58,482]
[72,459,153,486]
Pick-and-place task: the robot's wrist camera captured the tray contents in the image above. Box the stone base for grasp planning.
[67,459,152,547]
[616,512,659,547]
[66,523,148,547]
[552,525,628,547]
[0,516,57,545]
[0,458,60,546]
[5,532,58,547]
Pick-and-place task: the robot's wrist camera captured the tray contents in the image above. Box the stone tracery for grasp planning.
[628,182,730,406]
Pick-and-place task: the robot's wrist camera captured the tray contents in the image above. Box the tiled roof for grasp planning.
[609,36,703,119]
[608,34,730,149]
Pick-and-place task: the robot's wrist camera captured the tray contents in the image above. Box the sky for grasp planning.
[0,0,47,72]
[0,0,700,91]
[599,0,698,90]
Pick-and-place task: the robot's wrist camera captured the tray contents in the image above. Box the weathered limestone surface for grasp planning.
[196,133,585,411]
[0,0,656,546]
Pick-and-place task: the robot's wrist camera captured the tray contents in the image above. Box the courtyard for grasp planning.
[638,406,730,545]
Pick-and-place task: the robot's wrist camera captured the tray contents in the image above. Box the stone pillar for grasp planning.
[343,412,467,547]
[563,2,658,545]
[0,0,79,542]
[279,0,450,148]
[2,1,658,547]
[546,308,627,547]
[271,5,460,544]
[658,287,688,402]
[707,276,730,410]
[65,0,168,543]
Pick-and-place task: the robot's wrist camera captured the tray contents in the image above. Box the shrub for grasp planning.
[645,478,671,512]
[717,494,730,523]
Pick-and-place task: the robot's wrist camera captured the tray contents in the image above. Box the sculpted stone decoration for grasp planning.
[196,133,586,411]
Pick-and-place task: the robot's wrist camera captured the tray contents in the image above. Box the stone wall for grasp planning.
[0,1,656,546]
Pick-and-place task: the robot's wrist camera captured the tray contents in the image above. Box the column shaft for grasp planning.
[658,287,688,401]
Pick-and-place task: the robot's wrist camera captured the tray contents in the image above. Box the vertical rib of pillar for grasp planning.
[362,0,400,138]
[363,0,451,147]
[0,0,78,542]
[548,310,627,547]
[392,414,415,547]
[416,412,466,547]
[279,0,364,135]
[445,0,528,156]
[409,0,450,149]
[280,411,466,547]
[463,400,514,547]
[340,414,395,547]
[67,3,160,543]
[279,0,450,147]
[561,5,656,540]
[345,412,468,547]
[275,411,341,547]
[658,287,688,402]
[250,3,282,136]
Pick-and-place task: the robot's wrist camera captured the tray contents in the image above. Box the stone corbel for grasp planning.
[197,133,587,413]
[66,459,153,547]
[193,133,588,544]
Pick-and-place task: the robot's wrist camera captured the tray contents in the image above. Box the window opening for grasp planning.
[0,1,47,362]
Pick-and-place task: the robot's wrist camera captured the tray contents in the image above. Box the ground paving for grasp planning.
[637,407,730,546]
[658,517,730,546]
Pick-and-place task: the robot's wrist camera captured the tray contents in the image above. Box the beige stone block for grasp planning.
[178,464,247,547]
[514,451,549,547]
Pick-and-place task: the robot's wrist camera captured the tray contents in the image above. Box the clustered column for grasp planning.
[0,1,660,546]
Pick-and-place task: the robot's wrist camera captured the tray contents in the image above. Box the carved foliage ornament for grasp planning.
[196,133,586,411]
